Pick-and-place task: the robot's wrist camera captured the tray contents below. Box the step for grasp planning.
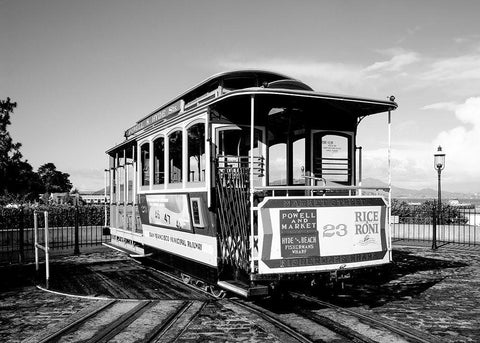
[217,280,269,298]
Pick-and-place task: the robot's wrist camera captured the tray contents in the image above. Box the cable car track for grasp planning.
[229,298,315,343]
[35,299,207,343]
[229,291,439,343]
[289,292,438,343]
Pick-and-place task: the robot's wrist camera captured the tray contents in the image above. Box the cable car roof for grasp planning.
[137,70,291,122]
[108,70,397,154]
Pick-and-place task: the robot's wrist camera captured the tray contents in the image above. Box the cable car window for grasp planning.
[153,137,164,185]
[293,137,305,184]
[169,130,183,183]
[140,143,150,186]
[187,123,206,182]
[312,133,351,183]
[217,127,260,156]
[268,143,286,185]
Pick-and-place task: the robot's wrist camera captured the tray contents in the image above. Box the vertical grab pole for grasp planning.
[250,95,255,274]
[387,109,392,258]
[358,146,363,196]
[132,145,137,233]
[104,169,108,228]
[115,152,119,229]
[124,149,128,230]
[34,211,39,272]
[44,211,50,289]
[110,157,115,228]
[206,108,212,208]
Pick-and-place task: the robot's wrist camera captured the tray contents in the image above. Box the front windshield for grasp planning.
[266,108,353,186]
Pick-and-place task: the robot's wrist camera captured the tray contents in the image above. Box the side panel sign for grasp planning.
[139,194,192,231]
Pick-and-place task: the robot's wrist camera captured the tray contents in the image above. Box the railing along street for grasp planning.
[392,206,480,246]
[0,205,110,264]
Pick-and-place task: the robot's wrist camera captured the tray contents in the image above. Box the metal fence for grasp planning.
[0,206,110,264]
[392,207,480,246]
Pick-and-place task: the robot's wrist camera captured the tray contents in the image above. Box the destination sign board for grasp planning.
[125,100,182,137]
[279,209,320,258]
[257,196,388,274]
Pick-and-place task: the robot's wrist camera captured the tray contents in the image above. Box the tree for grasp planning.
[37,163,73,193]
[0,98,42,202]
[1,99,74,204]
[391,199,468,225]
[1,98,20,189]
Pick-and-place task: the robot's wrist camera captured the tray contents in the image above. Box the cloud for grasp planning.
[364,49,420,72]
[361,143,434,190]
[420,54,480,81]
[434,97,480,181]
[422,102,458,111]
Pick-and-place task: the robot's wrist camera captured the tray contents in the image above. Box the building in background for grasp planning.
[79,189,110,204]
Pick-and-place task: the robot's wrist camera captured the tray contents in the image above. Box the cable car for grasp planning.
[105,70,397,297]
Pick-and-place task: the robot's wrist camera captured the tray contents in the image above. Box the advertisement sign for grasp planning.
[138,193,217,266]
[138,194,192,231]
[258,197,388,273]
[142,225,217,266]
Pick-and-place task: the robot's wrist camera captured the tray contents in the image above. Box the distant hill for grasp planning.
[361,178,478,199]
[83,180,478,200]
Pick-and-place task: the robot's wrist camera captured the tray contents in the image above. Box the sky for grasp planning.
[1,0,480,193]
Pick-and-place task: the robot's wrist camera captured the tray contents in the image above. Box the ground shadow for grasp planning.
[264,250,468,311]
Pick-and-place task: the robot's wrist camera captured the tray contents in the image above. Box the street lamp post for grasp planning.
[433,146,445,250]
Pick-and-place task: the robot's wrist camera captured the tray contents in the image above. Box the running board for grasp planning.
[217,280,269,298]
[102,242,151,258]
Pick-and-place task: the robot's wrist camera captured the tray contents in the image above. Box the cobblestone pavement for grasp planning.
[367,243,480,342]
[1,244,479,342]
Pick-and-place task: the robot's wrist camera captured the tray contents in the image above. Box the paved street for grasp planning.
[1,243,479,342]
[371,243,480,342]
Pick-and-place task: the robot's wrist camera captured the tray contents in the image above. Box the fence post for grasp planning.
[432,205,438,250]
[74,204,80,255]
[44,211,50,289]
[34,211,39,273]
[19,207,25,264]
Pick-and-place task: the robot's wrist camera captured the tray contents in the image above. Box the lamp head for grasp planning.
[434,145,446,170]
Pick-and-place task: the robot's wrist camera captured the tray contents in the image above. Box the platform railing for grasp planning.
[216,155,265,177]
[254,185,390,197]
[34,211,50,288]
[0,206,110,265]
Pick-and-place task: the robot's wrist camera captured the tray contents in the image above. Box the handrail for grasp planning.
[216,155,265,176]
[303,175,326,186]
[255,185,390,191]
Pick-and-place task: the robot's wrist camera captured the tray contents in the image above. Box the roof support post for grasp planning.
[132,145,137,233]
[206,108,212,207]
[250,94,255,274]
[124,148,128,230]
[387,110,392,257]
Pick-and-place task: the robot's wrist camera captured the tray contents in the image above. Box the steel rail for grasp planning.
[290,292,437,343]
[230,299,314,343]
[84,300,156,343]
[138,260,217,299]
[37,300,118,343]
[146,300,207,343]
